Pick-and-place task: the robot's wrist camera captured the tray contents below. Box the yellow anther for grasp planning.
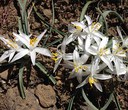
[30,37,37,46]
[52,52,58,62]
[74,64,88,73]
[91,22,101,31]
[88,77,96,87]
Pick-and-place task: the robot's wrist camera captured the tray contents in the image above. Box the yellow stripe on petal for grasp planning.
[91,22,101,31]
[7,39,18,49]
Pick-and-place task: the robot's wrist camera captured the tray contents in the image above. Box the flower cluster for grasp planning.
[52,15,128,92]
[0,30,51,65]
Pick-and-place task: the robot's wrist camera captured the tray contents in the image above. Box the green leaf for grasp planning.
[67,95,75,110]
[35,62,57,85]
[82,88,99,110]
[19,64,26,99]
[113,92,122,110]
[100,93,113,110]
[46,38,62,47]
[97,9,124,35]
[80,1,95,22]
[33,5,66,36]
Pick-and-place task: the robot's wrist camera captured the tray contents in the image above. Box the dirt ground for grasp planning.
[0,0,128,110]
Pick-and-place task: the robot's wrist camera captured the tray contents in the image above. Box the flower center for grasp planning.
[98,48,108,56]
[73,24,82,31]
[74,63,88,72]
[88,77,96,87]
[30,37,37,46]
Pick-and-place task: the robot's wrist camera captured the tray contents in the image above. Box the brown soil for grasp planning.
[0,0,128,110]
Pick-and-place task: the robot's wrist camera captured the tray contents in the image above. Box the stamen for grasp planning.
[30,37,37,46]
[88,77,96,87]
[52,52,59,62]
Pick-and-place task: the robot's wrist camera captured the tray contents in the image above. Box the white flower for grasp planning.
[117,26,128,47]
[111,39,126,76]
[64,49,90,83]
[67,21,86,50]
[77,58,112,92]
[11,30,51,65]
[85,37,113,71]
[0,36,22,62]
[52,37,73,72]
[84,15,105,49]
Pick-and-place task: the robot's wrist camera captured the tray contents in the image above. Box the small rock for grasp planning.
[35,84,56,108]
[0,69,8,80]
[43,9,52,18]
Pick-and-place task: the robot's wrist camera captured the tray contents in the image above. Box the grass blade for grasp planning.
[113,92,122,110]
[19,64,25,99]
[67,95,75,110]
[97,9,124,35]
[100,93,113,110]
[35,61,56,85]
[80,1,95,22]
[82,88,99,110]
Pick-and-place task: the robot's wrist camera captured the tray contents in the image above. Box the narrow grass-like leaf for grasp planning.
[113,92,122,110]
[46,38,62,47]
[80,1,94,22]
[35,62,56,85]
[19,64,25,99]
[100,93,113,110]
[67,95,75,110]
[97,9,124,35]
[18,17,23,32]
[33,5,66,36]
[82,88,99,110]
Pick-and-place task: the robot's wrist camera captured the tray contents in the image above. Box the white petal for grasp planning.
[8,51,15,62]
[99,37,108,50]
[79,54,89,64]
[30,51,36,65]
[11,49,29,62]
[76,76,89,89]
[84,15,92,26]
[73,49,79,63]
[0,50,12,62]
[34,29,47,47]
[94,74,112,80]
[64,53,73,60]
[13,32,30,48]
[94,81,103,92]
[53,58,62,73]
[61,37,67,53]
[71,21,85,29]
[76,69,83,83]
[35,47,51,57]
[117,26,124,42]
[113,57,126,76]
[66,34,75,45]
[100,56,113,71]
